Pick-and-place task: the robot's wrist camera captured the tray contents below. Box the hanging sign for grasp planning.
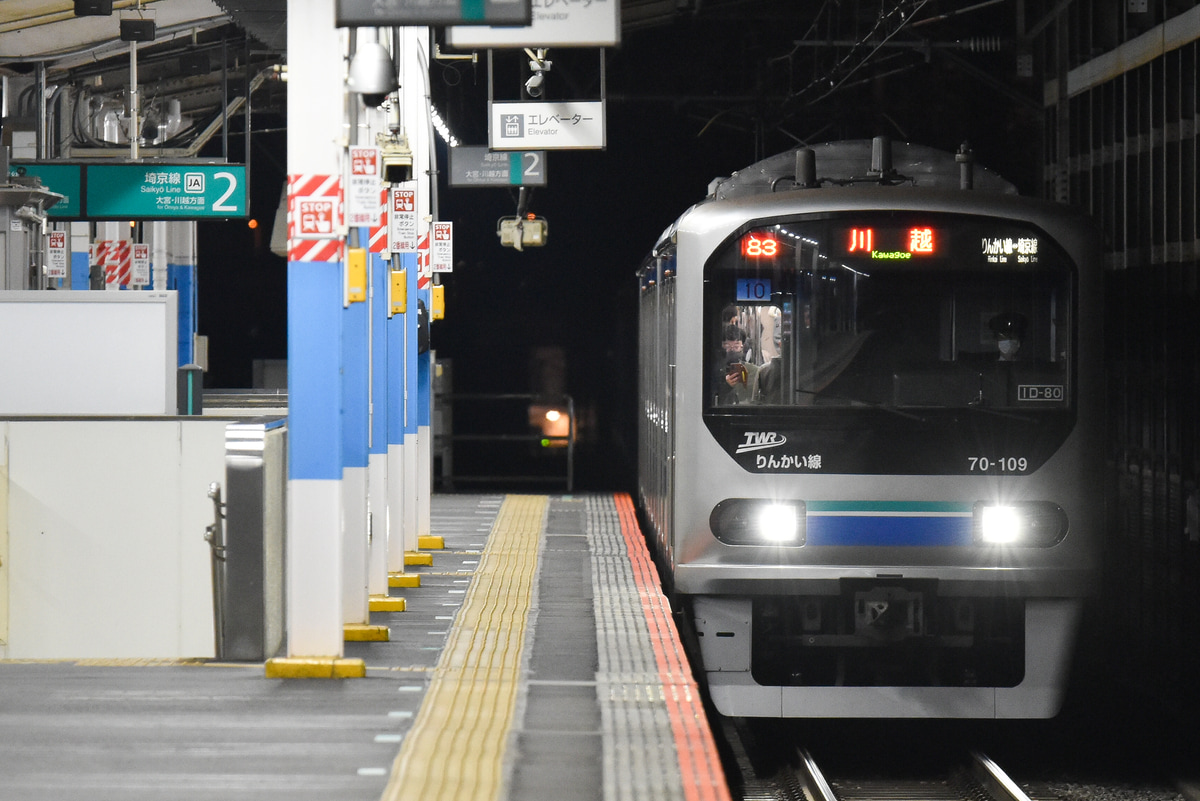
[87,164,247,219]
[431,221,453,273]
[387,183,418,254]
[449,147,547,187]
[346,146,382,228]
[447,0,618,47]
[489,101,605,150]
[46,231,68,278]
[336,0,530,27]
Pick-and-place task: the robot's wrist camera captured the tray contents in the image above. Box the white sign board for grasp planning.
[388,182,419,253]
[0,291,178,415]
[431,222,453,273]
[46,230,67,279]
[347,146,382,227]
[447,0,618,47]
[490,101,605,150]
[130,243,150,287]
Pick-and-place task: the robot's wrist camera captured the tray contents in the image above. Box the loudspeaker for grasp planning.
[119,18,156,42]
[73,0,113,16]
[179,52,211,76]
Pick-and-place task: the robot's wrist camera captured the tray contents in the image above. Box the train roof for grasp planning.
[707,138,1018,201]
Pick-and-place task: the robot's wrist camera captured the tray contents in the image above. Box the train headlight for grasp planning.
[710,499,806,546]
[757,503,800,542]
[974,502,1068,547]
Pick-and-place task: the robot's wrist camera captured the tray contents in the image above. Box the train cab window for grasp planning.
[704,213,1075,412]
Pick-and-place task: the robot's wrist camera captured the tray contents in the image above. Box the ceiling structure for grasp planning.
[0,2,1039,121]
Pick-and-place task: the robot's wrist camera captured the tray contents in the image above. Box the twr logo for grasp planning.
[734,431,788,454]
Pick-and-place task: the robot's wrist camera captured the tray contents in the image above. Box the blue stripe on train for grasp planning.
[806,514,973,546]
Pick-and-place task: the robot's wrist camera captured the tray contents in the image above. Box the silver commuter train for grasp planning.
[637,139,1102,718]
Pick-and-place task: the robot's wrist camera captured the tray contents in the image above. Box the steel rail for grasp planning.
[970,751,1035,801]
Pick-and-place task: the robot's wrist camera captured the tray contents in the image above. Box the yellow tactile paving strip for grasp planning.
[380,494,547,801]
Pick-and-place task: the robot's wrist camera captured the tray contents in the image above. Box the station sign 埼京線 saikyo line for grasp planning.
[85,165,248,219]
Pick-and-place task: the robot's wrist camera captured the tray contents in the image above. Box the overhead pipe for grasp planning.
[129,39,139,159]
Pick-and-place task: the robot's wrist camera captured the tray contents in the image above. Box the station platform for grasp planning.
[0,493,731,801]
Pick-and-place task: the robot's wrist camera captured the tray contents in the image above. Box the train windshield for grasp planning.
[705,212,1074,412]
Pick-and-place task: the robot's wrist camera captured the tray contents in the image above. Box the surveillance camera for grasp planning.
[525,72,544,98]
[348,42,399,105]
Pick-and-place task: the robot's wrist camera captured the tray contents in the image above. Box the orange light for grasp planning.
[247,219,259,229]
[848,228,873,252]
[526,213,536,220]
[908,227,934,253]
[742,234,779,258]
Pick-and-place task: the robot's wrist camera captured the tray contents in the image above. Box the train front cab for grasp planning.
[662,192,1103,719]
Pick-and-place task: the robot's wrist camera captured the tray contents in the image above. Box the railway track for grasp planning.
[726,719,1058,801]
[790,748,1045,801]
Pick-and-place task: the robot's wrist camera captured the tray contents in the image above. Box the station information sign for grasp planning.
[8,163,82,218]
[447,0,617,47]
[11,162,245,219]
[336,0,530,27]
[449,146,547,187]
[86,164,247,219]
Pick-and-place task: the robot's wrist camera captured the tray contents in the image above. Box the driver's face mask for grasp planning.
[997,338,1020,357]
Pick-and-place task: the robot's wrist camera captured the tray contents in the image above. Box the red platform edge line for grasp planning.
[614,492,732,801]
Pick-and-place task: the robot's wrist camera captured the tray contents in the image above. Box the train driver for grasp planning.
[989,312,1027,362]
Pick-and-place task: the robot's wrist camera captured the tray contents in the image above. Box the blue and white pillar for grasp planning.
[342,250,370,624]
[166,222,197,366]
[284,0,345,659]
[69,221,89,290]
[368,250,390,595]
[403,255,419,551]
[386,249,412,571]
[417,293,433,538]
[400,27,431,553]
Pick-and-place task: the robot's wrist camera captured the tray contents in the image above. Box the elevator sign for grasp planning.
[489,101,605,150]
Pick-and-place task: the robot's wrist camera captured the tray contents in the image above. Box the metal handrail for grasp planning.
[436,392,574,491]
